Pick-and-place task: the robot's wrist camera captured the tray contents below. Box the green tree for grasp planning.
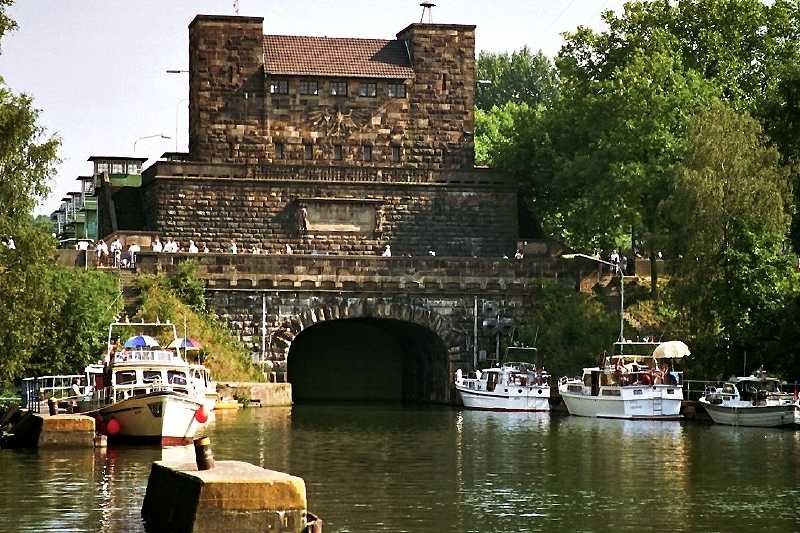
[668,104,797,376]
[557,0,800,248]
[165,259,206,313]
[531,37,718,294]
[476,47,558,111]
[516,282,618,380]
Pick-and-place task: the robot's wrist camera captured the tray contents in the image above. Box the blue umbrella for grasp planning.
[123,335,160,348]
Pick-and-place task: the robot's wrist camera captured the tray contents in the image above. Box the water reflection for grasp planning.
[1,406,800,532]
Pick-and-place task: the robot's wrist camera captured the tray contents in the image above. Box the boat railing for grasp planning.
[682,380,724,401]
[20,375,85,412]
[112,349,181,363]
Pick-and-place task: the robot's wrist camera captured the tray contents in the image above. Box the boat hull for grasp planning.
[92,391,205,446]
[456,384,550,411]
[700,400,799,427]
[560,388,682,420]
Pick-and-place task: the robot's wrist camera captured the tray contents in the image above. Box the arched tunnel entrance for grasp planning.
[287,318,450,403]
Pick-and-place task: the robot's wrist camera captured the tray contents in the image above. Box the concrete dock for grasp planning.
[142,460,311,532]
[5,411,96,448]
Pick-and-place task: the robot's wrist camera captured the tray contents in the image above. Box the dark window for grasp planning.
[359,82,377,97]
[167,370,187,385]
[304,143,314,160]
[143,371,162,383]
[270,79,289,94]
[362,145,372,161]
[388,82,406,98]
[333,145,343,161]
[392,145,401,162]
[330,81,347,96]
[442,73,448,93]
[115,371,136,385]
[275,143,285,160]
[299,80,319,95]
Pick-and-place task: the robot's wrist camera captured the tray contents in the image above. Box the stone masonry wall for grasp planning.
[189,16,268,165]
[398,24,476,170]
[188,16,475,171]
[205,289,531,403]
[141,174,518,258]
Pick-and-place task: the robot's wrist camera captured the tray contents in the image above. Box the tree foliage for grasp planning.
[0,2,119,387]
[164,259,207,313]
[476,47,558,111]
[668,104,797,376]
[134,276,261,382]
[516,282,618,380]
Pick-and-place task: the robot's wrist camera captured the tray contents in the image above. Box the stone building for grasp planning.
[130,14,526,257]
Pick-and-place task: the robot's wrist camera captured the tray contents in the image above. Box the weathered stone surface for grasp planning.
[217,382,293,406]
[32,414,95,448]
[142,460,308,533]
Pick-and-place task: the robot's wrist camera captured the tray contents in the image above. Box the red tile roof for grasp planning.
[263,35,414,79]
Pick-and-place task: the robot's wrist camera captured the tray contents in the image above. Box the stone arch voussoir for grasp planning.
[280,298,455,355]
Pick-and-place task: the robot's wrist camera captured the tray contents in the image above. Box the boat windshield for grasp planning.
[738,379,781,394]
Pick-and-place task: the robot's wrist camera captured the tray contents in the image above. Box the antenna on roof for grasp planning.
[419,2,435,23]
[233,0,240,15]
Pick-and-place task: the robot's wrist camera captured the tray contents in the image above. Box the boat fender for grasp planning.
[195,406,208,423]
[106,417,121,435]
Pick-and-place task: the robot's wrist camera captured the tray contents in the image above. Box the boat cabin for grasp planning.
[713,376,784,404]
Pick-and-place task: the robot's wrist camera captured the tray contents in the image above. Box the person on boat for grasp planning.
[152,237,163,252]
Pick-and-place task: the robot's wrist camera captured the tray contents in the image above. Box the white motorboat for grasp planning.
[455,348,550,411]
[76,322,208,446]
[699,370,799,427]
[558,340,688,420]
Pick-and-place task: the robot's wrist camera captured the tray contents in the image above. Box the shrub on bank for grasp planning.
[134,271,263,382]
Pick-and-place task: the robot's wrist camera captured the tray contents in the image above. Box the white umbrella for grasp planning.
[652,341,690,359]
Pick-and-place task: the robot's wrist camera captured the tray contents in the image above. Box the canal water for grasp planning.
[1,405,800,532]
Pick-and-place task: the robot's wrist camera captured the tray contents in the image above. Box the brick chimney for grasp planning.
[188,15,267,164]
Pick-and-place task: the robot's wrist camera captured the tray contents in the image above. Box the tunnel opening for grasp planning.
[287,317,450,404]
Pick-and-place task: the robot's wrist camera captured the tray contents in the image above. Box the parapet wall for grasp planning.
[140,161,519,258]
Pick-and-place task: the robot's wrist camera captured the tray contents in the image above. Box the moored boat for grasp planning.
[455,347,550,411]
[75,322,208,446]
[699,370,799,427]
[558,341,688,420]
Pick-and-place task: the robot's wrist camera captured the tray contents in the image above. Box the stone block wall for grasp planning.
[187,15,476,171]
[189,15,268,165]
[140,163,518,257]
[265,77,412,167]
[398,24,476,170]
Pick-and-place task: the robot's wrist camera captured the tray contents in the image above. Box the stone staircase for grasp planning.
[117,270,141,319]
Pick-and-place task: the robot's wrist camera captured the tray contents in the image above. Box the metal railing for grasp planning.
[683,380,723,401]
[20,375,85,413]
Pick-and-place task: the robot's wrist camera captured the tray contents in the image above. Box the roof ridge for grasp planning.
[264,34,396,43]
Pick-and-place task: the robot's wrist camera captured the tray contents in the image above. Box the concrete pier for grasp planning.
[142,460,310,532]
[6,412,95,448]
[218,382,293,407]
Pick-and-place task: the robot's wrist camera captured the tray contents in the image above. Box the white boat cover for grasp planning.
[652,341,690,359]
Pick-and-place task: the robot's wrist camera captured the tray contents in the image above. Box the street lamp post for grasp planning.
[166,70,190,152]
[563,253,625,342]
[133,134,171,154]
